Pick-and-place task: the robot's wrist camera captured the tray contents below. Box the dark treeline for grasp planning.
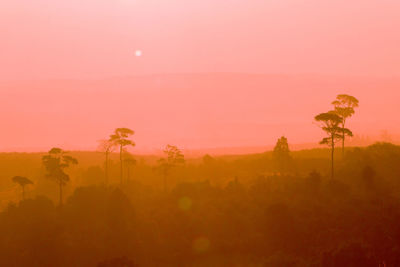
[1,142,400,266]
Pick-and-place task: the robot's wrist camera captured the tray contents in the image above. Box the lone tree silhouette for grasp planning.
[109,128,135,185]
[272,136,293,175]
[315,112,352,179]
[12,176,33,200]
[157,144,185,192]
[42,147,78,206]
[98,139,115,186]
[332,94,359,157]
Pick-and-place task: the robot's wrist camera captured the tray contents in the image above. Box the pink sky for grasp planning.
[1,0,400,79]
[0,0,399,152]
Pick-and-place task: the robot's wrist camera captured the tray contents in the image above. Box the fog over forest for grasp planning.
[2,0,400,266]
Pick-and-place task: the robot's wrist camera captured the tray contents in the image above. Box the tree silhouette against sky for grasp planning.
[109,128,135,185]
[98,139,115,186]
[315,112,352,179]
[332,94,359,158]
[272,136,293,175]
[157,145,185,192]
[42,147,78,205]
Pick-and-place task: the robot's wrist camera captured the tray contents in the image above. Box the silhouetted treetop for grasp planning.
[332,94,359,110]
[332,94,359,156]
[42,147,78,205]
[157,145,185,191]
[314,111,352,145]
[110,128,135,146]
[12,176,33,187]
[315,111,352,178]
[272,136,293,174]
[109,127,135,185]
[12,176,33,200]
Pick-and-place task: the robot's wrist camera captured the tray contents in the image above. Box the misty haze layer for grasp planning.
[1,74,399,152]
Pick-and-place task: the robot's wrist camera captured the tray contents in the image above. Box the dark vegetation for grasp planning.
[0,143,400,266]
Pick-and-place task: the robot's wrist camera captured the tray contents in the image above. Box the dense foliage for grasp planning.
[0,143,400,266]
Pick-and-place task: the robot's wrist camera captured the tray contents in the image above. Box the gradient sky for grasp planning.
[2,0,400,79]
[0,0,399,152]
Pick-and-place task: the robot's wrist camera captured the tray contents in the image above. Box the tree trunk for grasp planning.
[163,172,167,193]
[59,181,63,206]
[105,151,109,186]
[22,185,25,201]
[342,132,345,158]
[342,121,345,159]
[120,145,123,185]
[331,135,335,179]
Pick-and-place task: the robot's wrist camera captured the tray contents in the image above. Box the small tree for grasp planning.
[272,136,293,174]
[332,94,359,157]
[12,176,33,200]
[157,145,185,192]
[315,112,352,179]
[98,139,115,186]
[109,128,135,185]
[42,147,78,206]
[123,153,137,183]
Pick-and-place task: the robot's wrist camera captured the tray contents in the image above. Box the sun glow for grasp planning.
[135,50,142,57]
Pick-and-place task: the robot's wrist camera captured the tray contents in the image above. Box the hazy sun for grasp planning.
[135,50,142,57]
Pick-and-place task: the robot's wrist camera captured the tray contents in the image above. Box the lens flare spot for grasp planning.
[178,197,192,211]
[192,237,210,253]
